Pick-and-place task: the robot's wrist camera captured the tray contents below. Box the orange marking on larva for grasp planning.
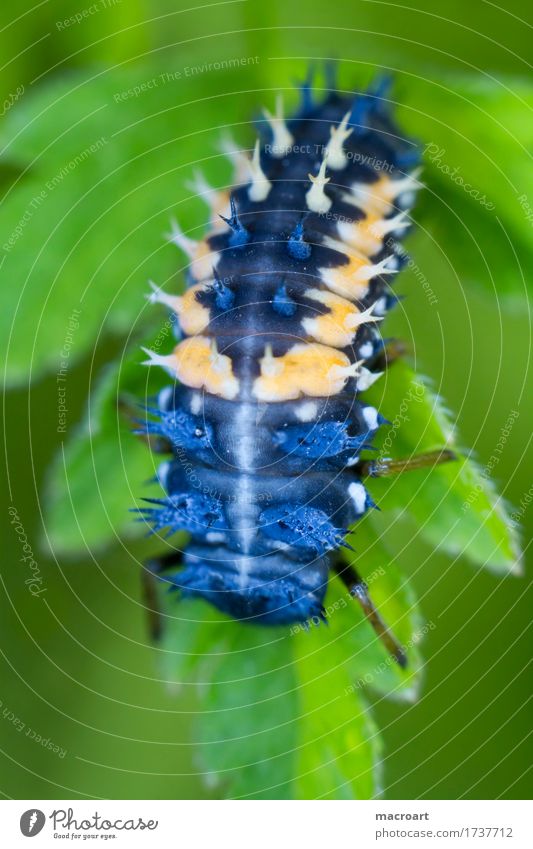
[209,191,231,229]
[179,284,211,335]
[302,289,383,348]
[169,337,239,400]
[188,240,220,282]
[148,282,211,335]
[344,176,395,217]
[188,172,231,229]
[319,244,372,301]
[337,210,409,256]
[302,289,360,347]
[253,343,358,402]
[337,213,382,255]
[344,170,422,216]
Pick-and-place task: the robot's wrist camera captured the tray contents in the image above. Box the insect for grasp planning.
[135,70,454,666]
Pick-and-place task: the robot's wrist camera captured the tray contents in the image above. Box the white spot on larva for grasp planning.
[362,405,379,431]
[398,190,415,209]
[206,532,226,543]
[358,341,373,359]
[372,297,387,316]
[295,401,318,422]
[158,386,173,410]
[348,481,367,514]
[345,455,360,467]
[266,539,290,551]
[356,367,383,392]
[385,254,400,271]
[157,461,171,489]
[190,393,202,415]
[305,155,331,213]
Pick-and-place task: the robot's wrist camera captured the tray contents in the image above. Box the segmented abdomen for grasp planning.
[137,76,420,624]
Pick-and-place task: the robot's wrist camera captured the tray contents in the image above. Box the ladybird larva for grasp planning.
[135,72,453,665]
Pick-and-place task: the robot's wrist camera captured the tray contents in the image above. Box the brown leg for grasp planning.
[334,561,407,668]
[371,338,408,371]
[141,551,181,642]
[356,449,456,478]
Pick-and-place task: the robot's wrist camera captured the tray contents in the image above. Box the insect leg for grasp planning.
[370,338,407,371]
[142,550,182,642]
[334,561,407,668]
[119,395,173,454]
[356,449,456,478]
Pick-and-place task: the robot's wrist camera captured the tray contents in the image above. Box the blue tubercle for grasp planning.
[134,492,225,536]
[220,195,249,247]
[211,271,235,310]
[163,543,331,624]
[323,59,339,93]
[172,566,326,624]
[135,407,213,454]
[273,420,373,459]
[395,146,422,168]
[259,503,351,556]
[366,73,393,115]
[294,65,316,114]
[349,93,372,135]
[287,220,312,260]
[272,282,297,316]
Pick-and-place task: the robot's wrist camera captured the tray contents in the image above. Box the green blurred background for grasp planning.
[1,0,531,800]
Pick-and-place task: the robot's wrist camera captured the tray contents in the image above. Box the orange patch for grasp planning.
[171,337,239,400]
[346,175,395,216]
[209,191,231,230]
[302,289,360,348]
[253,342,355,402]
[336,214,385,256]
[344,171,420,217]
[189,240,220,282]
[337,210,409,257]
[178,284,211,335]
[319,242,372,300]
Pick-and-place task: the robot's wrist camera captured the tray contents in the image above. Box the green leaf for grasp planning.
[363,361,522,575]
[44,348,425,800]
[154,513,426,799]
[33,57,521,800]
[398,74,533,304]
[160,595,391,799]
[0,60,262,388]
[43,334,166,556]
[292,626,381,800]
[335,519,425,702]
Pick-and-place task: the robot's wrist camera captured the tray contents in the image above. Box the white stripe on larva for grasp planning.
[362,405,379,430]
[358,341,374,358]
[190,393,202,415]
[158,386,173,410]
[348,481,367,514]
[157,461,171,489]
[295,401,319,422]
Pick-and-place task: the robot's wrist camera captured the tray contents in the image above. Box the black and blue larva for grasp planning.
[136,74,453,665]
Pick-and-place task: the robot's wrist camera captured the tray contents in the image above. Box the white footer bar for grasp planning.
[1,799,530,848]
